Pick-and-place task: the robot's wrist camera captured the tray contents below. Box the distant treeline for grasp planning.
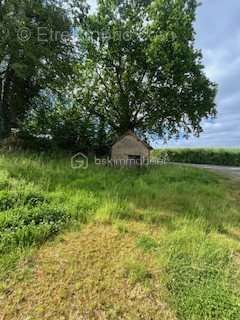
[153,148,240,167]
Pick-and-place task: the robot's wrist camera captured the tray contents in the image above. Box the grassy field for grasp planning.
[153,148,240,166]
[0,152,240,319]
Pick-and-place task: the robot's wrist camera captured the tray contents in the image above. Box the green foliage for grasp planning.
[77,0,216,138]
[124,260,152,285]
[114,221,129,234]
[1,152,240,318]
[161,225,240,319]
[22,102,113,153]
[22,192,47,208]
[0,158,70,255]
[136,235,159,252]
[154,148,240,166]
[0,170,9,190]
[1,0,217,148]
[0,205,69,253]
[0,190,47,212]
[0,191,17,211]
[95,199,135,224]
[0,0,86,137]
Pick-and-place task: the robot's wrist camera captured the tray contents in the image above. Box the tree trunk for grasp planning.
[0,65,16,139]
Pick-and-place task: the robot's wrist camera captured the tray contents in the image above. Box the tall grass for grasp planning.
[0,151,240,319]
[1,151,240,248]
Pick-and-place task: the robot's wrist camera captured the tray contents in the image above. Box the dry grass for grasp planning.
[0,222,175,320]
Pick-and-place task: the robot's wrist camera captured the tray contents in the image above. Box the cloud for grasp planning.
[164,0,240,147]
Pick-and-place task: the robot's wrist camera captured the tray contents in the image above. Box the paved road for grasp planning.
[173,163,240,181]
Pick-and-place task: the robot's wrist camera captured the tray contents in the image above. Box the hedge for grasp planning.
[153,148,240,167]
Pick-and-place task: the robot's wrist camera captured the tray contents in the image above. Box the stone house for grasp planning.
[111,130,153,166]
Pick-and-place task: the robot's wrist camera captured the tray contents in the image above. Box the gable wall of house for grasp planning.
[111,135,150,161]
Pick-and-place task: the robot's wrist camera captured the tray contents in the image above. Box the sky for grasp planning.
[88,0,240,148]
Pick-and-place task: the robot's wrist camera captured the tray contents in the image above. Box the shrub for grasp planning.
[0,190,48,212]
[22,192,47,208]
[0,191,18,211]
[0,205,69,253]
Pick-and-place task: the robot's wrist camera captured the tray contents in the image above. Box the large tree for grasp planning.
[0,0,86,138]
[77,0,217,139]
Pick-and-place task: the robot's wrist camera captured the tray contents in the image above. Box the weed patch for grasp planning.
[0,205,69,253]
[136,235,159,252]
[161,226,240,319]
[124,260,153,285]
[0,191,18,211]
